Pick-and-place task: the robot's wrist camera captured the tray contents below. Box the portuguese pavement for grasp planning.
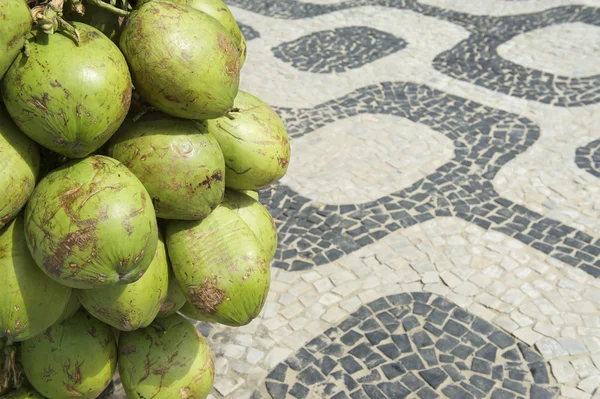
[109,0,600,397]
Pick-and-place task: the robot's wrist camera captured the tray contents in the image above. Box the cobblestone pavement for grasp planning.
[108,0,600,397]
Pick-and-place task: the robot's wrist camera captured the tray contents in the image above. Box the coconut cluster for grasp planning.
[0,0,290,397]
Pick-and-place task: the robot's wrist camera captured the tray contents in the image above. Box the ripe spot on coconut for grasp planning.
[188,277,225,314]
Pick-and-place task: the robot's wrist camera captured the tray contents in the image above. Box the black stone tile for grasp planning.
[502,379,526,395]
[530,385,559,399]
[378,343,401,360]
[381,363,406,380]
[402,316,420,331]
[419,348,439,367]
[462,331,487,348]
[528,362,550,384]
[266,381,288,398]
[365,353,387,369]
[436,335,460,352]
[417,386,439,399]
[489,331,515,349]
[366,330,389,345]
[413,302,432,316]
[472,318,494,335]
[363,384,386,399]
[392,334,412,353]
[492,365,504,380]
[286,348,317,371]
[460,383,486,399]
[442,364,465,382]
[475,343,498,362]
[419,368,448,389]
[316,356,337,376]
[426,309,448,326]
[339,317,361,332]
[452,308,474,323]
[442,385,475,399]
[297,366,325,385]
[451,344,475,360]
[289,383,310,399]
[357,370,382,384]
[340,356,364,374]
[412,331,434,348]
[470,374,496,393]
[423,323,444,337]
[400,373,424,391]
[350,343,375,360]
[377,382,410,399]
[267,363,289,382]
[472,358,492,375]
[443,320,468,337]
[341,330,363,346]
[400,354,425,371]
[490,388,516,399]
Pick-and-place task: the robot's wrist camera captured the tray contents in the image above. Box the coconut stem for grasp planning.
[2,342,21,389]
[87,0,130,16]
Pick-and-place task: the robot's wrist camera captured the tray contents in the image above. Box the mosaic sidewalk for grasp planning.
[112,0,600,397]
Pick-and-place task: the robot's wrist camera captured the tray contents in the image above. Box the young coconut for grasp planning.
[137,0,246,66]
[0,107,40,229]
[0,0,31,80]
[24,155,159,289]
[0,213,72,343]
[166,205,270,327]
[207,90,291,189]
[157,267,187,318]
[119,0,240,120]
[1,23,132,158]
[118,314,214,399]
[107,113,225,220]
[222,189,278,261]
[78,234,169,330]
[21,309,117,399]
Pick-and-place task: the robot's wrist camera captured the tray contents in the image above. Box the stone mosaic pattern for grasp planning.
[256,82,600,278]
[272,27,407,73]
[254,292,559,399]
[576,140,600,179]
[229,0,600,106]
[104,1,600,398]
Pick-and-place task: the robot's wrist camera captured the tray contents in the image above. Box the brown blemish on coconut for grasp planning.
[45,228,95,277]
[28,92,49,113]
[188,276,225,314]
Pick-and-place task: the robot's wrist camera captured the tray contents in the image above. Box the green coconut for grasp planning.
[118,314,214,399]
[166,205,270,327]
[107,113,225,220]
[2,386,45,398]
[21,309,117,399]
[119,0,240,120]
[55,291,81,325]
[207,90,290,189]
[157,267,187,318]
[0,213,72,343]
[240,189,259,201]
[24,155,158,289]
[0,0,31,80]
[1,23,132,158]
[0,106,40,229]
[78,234,169,330]
[222,189,277,260]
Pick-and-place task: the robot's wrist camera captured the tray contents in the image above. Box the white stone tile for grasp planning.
[550,359,579,383]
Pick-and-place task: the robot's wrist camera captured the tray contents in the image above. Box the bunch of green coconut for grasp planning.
[0,0,290,397]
